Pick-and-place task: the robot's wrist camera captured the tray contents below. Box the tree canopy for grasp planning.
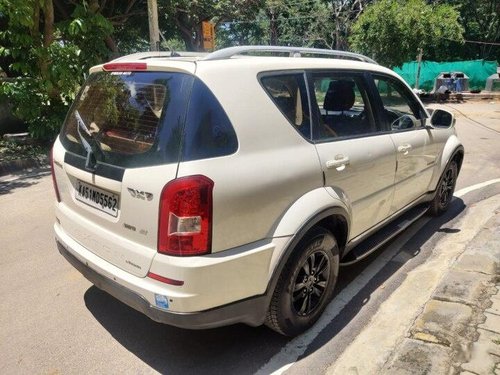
[349,0,465,67]
[0,0,498,139]
[444,0,500,61]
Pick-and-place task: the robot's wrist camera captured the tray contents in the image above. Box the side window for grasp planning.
[311,74,377,141]
[374,75,424,131]
[182,78,238,161]
[261,74,311,139]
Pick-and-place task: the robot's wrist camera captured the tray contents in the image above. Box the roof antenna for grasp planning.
[158,30,180,57]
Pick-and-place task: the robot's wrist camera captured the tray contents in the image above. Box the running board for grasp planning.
[340,205,429,265]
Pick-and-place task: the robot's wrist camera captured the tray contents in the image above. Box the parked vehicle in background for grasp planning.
[52,46,463,336]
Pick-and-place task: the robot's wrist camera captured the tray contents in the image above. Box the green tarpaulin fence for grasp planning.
[393,60,498,91]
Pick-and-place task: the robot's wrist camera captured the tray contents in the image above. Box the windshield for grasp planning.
[61,71,193,168]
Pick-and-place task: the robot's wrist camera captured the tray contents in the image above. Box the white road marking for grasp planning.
[454,178,500,198]
[256,178,500,375]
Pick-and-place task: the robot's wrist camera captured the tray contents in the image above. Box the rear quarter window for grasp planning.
[260,73,311,139]
[181,79,238,161]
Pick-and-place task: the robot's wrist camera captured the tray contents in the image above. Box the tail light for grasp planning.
[50,148,61,202]
[158,175,214,256]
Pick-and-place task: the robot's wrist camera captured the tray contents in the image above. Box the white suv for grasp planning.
[52,46,463,336]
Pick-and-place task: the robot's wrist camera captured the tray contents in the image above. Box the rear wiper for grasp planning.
[75,110,104,171]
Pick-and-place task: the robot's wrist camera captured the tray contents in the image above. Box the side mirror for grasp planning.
[392,115,418,130]
[429,109,455,128]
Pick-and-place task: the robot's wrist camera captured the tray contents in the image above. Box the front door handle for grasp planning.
[326,155,350,170]
[397,144,412,155]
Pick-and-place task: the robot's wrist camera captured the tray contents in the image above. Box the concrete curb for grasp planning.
[421,92,500,104]
[383,210,500,375]
[0,156,49,177]
[326,194,500,375]
[456,92,500,101]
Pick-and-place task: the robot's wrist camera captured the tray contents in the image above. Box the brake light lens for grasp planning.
[102,62,147,71]
[50,148,61,202]
[158,175,214,256]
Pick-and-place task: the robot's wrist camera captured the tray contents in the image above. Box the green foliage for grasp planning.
[153,0,265,50]
[445,0,500,61]
[0,0,496,142]
[0,139,49,163]
[62,4,114,66]
[267,0,333,47]
[1,77,74,138]
[161,38,188,52]
[216,0,334,48]
[0,0,114,140]
[349,0,465,67]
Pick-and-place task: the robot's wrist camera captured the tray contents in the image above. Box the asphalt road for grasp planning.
[1,101,499,374]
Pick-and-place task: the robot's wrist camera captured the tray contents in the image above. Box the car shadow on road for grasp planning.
[84,287,290,374]
[84,198,466,374]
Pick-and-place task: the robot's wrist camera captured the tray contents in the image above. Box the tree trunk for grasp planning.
[88,0,100,13]
[176,19,197,51]
[335,23,341,50]
[85,0,121,56]
[31,1,40,39]
[43,0,55,48]
[104,35,119,58]
[40,0,55,97]
[269,10,278,45]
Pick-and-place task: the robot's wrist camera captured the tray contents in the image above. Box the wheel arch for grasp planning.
[452,146,464,174]
[430,135,464,191]
[265,201,350,307]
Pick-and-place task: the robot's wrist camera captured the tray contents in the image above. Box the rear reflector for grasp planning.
[158,175,214,256]
[102,62,147,71]
[148,272,184,286]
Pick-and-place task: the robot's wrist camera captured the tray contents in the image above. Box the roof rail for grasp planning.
[203,46,377,64]
[111,51,207,62]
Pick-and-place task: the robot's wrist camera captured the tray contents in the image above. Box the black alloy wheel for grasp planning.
[430,160,458,216]
[292,250,330,316]
[266,226,339,336]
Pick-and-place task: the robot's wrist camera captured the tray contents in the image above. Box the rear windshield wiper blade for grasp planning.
[75,110,104,171]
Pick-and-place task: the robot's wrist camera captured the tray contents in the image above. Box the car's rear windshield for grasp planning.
[61,70,238,169]
[61,71,193,168]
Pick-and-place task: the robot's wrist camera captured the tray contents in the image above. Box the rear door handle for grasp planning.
[397,144,412,155]
[326,155,350,170]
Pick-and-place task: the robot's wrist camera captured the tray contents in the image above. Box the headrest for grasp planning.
[323,80,355,112]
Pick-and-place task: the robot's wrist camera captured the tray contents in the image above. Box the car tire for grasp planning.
[265,226,339,336]
[429,160,458,216]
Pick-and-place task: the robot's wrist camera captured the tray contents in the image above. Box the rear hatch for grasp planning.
[54,63,195,276]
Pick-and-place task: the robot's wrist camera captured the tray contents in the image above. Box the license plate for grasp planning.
[75,180,119,217]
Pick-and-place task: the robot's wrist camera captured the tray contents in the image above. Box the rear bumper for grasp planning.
[57,240,268,329]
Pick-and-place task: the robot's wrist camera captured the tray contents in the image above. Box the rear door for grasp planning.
[309,71,397,239]
[370,74,439,213]
[53,67,194,276]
